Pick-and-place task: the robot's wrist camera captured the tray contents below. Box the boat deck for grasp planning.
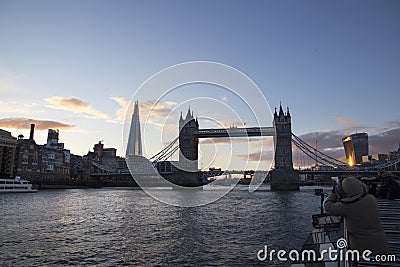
[357,199,400,267]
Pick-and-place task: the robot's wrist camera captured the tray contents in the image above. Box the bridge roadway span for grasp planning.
[299,169,400,175]
[194,127,275,138]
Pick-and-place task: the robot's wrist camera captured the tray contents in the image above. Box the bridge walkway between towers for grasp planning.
[193,126,275,138]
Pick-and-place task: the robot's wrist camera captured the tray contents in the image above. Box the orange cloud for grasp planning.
[139,101,177,118]
[0,118,75,130]
[44,96,109,120]
[335,116,357,128]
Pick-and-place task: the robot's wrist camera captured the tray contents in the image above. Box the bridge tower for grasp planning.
[176,107,203,187]
[270,104,299,190]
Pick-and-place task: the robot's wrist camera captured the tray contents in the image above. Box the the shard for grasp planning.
[125,101,162,185]
[126,101,142,156]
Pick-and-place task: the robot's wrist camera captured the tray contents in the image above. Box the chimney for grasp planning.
[29,123,35,140]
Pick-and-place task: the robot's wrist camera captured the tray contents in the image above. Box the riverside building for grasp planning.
[0,129,17,177]
[15,124,71,186]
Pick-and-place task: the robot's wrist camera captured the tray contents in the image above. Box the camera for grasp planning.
[314,188,324,196]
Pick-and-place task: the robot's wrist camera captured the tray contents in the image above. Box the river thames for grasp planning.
[1,186,323,266]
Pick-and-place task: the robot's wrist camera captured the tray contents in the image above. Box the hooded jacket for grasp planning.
[324,177,390,255]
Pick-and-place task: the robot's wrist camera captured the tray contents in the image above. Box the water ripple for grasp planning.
[0,187,321,266]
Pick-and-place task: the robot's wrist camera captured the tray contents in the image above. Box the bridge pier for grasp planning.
[171,170,204,188]
[270,169,299,191]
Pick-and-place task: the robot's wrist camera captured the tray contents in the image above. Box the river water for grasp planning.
[1,186,324,266]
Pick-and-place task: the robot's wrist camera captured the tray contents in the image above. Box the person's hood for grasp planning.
[341,177,367,203]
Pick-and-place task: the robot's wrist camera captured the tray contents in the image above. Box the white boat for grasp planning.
[0,176,38,193]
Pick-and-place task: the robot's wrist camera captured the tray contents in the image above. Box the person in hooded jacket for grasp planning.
[324,176,390,255]
[380,172,400,200]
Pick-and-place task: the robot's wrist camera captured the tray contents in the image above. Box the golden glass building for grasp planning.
[342,133,369,166]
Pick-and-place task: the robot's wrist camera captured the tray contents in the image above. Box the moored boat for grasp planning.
[0,176,38,193]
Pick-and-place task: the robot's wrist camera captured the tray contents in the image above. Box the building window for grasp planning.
[22,150,29,164]
[33,151,38,164]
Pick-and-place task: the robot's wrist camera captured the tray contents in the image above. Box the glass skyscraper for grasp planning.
[342,133,369,166]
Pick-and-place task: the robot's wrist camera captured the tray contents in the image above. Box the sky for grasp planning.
[0,0,399,170]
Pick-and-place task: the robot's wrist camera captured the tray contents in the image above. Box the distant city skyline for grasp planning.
[0,0,399,170]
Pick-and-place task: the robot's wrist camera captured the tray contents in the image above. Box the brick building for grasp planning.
[15,124,71,185]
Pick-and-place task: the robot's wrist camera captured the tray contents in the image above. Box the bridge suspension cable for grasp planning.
[91,161,114,173]
[291,133,348,168]
[149,136,179,163]
[292,133,400,171]
[365,156,400,171]
[292,138,337,167]
[155,145,179,163]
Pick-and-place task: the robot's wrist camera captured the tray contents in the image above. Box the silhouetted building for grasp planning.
[86,141,135,187]
[90,141,125,171]
[0,129,17,177]
[15,125,71,185]
[342,133,368,166]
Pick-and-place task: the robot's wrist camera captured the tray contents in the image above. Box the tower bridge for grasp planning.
[172,104,299,190]
[128,101,400,190]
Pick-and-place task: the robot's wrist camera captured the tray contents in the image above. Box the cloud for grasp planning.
[140,101,177,119]
[111,97,178,123]
[333,116,368,134]
[110,96,129,122]
[139,101,179,135]
[44,96,109,120]
[332,116,383,135]
[385,120,400,129]
[114,98,179,132]
[0,118,75,130]
[335,116,357,128]
[369,128,400,154]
